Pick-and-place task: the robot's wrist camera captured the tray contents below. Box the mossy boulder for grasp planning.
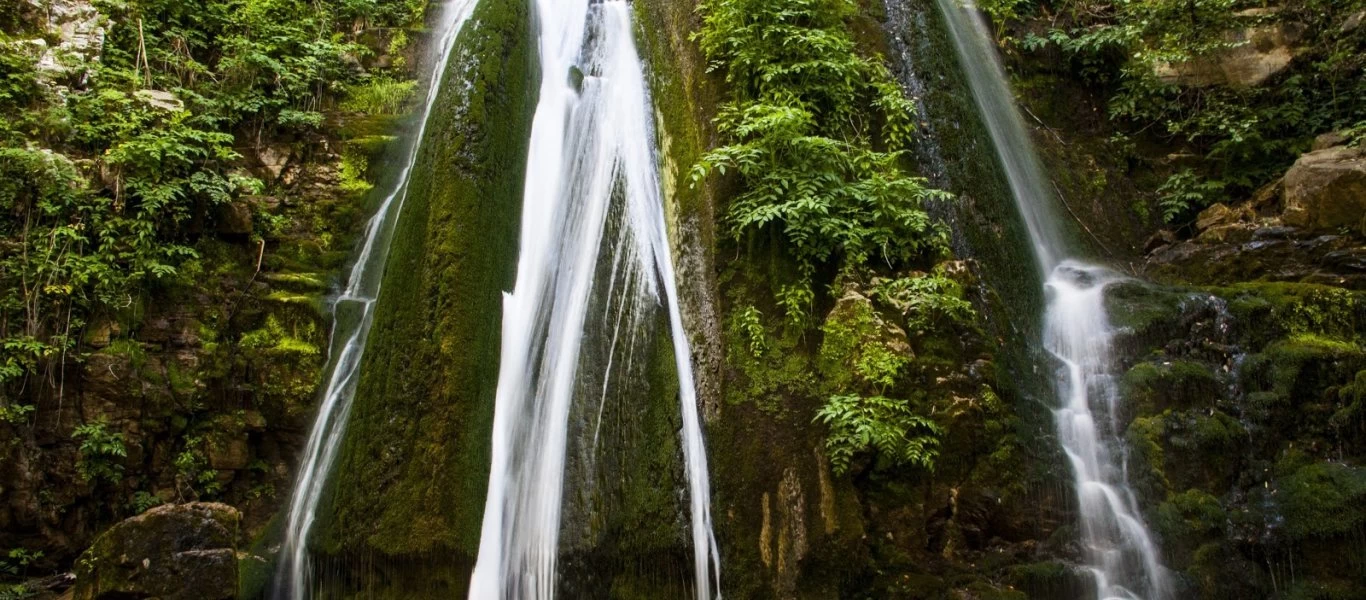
[72,502,240,600]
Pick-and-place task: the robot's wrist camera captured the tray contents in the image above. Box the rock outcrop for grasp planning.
[1283,144,1366,235]
[1154,17,1304,88]
[72,503,240,600]
[1145,141,1366,288]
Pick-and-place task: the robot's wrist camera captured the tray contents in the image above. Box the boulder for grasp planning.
[1282,145,1366,234]
[1154,22,1303,88]
[72,502,240,600]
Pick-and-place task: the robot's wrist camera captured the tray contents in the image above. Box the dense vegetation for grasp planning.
[694,0,978,474]
[0,0,421,409]
[990,0,1366,223]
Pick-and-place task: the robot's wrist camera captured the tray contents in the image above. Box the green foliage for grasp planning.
[869,271,976,333]
[72,421,127,484]
[733,305,768,357]
[815,393,942,475]
[692,0,950,284]
[0,404,35,425]
[342,76,418,114]
[1155,168,1224,224]
[0,548,42,597]
[1,0,427,395]
[1025,0,1366,221]
[174,435,222,497]
[128,490,164,514]
[1277,461,1366,539]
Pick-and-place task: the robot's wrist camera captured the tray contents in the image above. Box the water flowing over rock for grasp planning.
[468,1,720,597]
[270,1,480,596]
[934,0,1170,596]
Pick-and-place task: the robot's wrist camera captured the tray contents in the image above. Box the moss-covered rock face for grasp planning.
[304,0,536,585]
[1101,278,1366,598]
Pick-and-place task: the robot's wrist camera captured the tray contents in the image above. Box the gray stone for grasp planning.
[133,89,183,112]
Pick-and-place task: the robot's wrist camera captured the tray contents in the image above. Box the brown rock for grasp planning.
[1195,203,1248,231]
[214,200,253,235]
[1154,23,1303,88]
[1144,229,1178,254]
[207,437,251,471]
[1313,131,1350,151]
[1283,145,1366,234]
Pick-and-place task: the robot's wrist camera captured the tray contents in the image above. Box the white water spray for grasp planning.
[272,1,477,596]
[468,1,721,598]
[932,0,1169,597]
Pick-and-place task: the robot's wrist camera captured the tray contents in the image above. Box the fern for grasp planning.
[815,394,942,475]
[72,421,127,484]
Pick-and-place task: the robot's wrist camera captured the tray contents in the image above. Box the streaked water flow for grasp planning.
[933,0,1169,597]
[467,1,721,598]
[271,0,478,596]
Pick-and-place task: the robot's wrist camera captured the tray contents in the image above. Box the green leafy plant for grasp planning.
[72,421,127,484]
[341,76,418,114]
[1026,0,1366,221]
[1155,168,1225,224]
[128,491,164,514]
[692,0,950,288]
[174,435,222,497]
[815,393,943,475]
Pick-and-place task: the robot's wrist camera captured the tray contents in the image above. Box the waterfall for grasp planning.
[467,0,721,598]
[271,0,478,596]
[931,0,1169,597]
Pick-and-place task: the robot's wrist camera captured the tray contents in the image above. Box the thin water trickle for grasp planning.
[271,1,478,597]
[933,0,1169,596]
[467,1,721,598]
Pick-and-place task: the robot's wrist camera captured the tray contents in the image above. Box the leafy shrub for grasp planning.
[72,421,127,484]
[1021,0,1366,221]
[815,393,942,475]
[128,491,164,514]
[693,0,950,291]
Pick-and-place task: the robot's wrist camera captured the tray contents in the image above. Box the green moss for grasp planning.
[309,0,536,565]
[1221,282,1363,347]
[1154,489,1225,564]
[1277,461,1366,540]
[1121,360,1222,413]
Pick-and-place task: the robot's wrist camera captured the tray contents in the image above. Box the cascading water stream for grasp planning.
[271,0,477,596]
[932,0,1169,597]
[468,1,721,598]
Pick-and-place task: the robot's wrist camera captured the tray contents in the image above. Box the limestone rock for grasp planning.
[1154,22,1303,88]
[27,0,106,85]
[133,89,184,112]
[256,145,292,180]
[72,503,240,600]
[207,437,251,471]
[1282,145,1366,234]
[1313,131,1349,151]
